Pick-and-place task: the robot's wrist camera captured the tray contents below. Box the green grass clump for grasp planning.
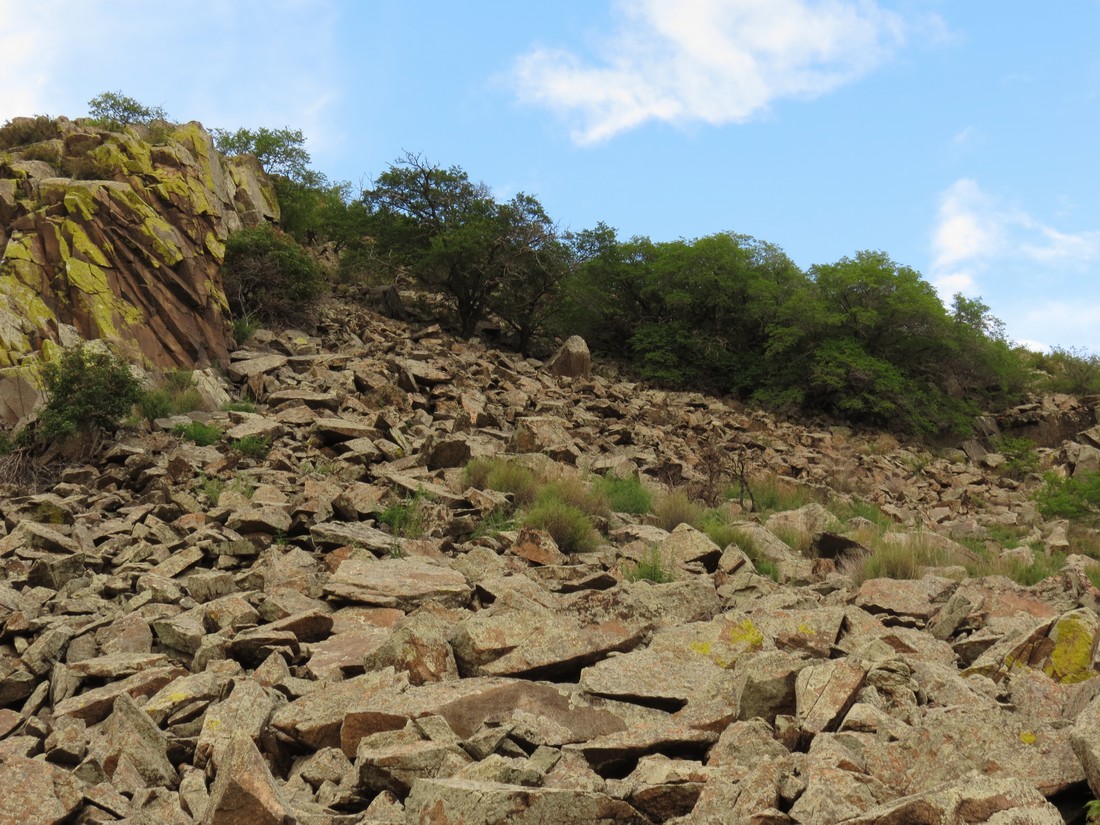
[231,435,271,459]
[538,476,609,520]
[232,315,259,345]
[624,547,675,583]
[464,457,539,506]
[379,495,426,538]
[471,509,517,540]
[523,497,600,554]
[199,475,225,505]
[653,490,704,532]
[748,473,818,514]
[594,473,653,514]
[223,400,258,413]
[139,369,203,422]
[827,497,893,530]
[174,421,222,446]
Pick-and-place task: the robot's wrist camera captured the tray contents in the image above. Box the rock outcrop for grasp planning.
[0,116,277,423]
[1,304,1100,823]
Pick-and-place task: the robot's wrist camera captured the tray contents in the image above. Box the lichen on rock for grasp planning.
[0,115,279,424]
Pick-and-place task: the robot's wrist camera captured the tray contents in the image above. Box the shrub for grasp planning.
[538,476,609,520]
[624,547,675,583]
[139,369,203,422]
[0,115,61,149]
[138,389,173,422]
[464,457,539,506]
[1035,471,1100,520]
[36,345,143,443]
[523,497,600,554]
[653,490,704,531]
[594,473,653,514]
[379,495,426,538]
[232,314,259,345]
[231,435,271,459]
[222,224,324,325]
[996,436,1039,479]
[174,421,222,446]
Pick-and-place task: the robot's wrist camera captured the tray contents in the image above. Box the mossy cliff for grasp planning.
[0,117,278,423]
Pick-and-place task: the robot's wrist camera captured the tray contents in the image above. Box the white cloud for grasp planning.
[512,0,916,144]
[929,178,1100,301]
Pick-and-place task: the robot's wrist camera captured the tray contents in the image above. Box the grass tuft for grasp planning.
[624,547,675,583]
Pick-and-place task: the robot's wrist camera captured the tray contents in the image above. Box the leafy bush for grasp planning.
[0,115,60,149]
[624,547,675,583]
[996,436,1039,479]
[36,345,142,443]
[1035,472,1100,520]
[173,421,222,446]
[231,435,271,459]
[523,497,600,554]
[594,473,653,514]
[222,224,324,325]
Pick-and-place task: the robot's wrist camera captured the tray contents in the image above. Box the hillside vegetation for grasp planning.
[249,144,1098,439]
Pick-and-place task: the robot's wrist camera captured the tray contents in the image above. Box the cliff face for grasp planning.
[0,116,277,422]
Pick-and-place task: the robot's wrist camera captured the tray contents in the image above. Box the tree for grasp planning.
[363,153,516,338]
[488,193,571,354]
[87,91,169,129]
[212,126,312,182]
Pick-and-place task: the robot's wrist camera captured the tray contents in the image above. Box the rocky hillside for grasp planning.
[0,116,277,426]
[2,301,1100,824]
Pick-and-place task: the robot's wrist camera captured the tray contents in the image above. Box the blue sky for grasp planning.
[4,1,1099,351]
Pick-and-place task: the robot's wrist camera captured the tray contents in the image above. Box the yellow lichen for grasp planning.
[724,618,765,650]
[1045,612,1098,684]
[1019,731,1037,745]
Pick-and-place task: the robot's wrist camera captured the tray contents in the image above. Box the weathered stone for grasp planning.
[841,771,1063,824]
[201,731,293,825]
[795,658,866,737]
[99,692,177,789]
[404,778,649,824]
[547,335,592,379]
[55,665,188,723]
[0,755,85,825]
[324,557,472,610]
[195,678,279,767]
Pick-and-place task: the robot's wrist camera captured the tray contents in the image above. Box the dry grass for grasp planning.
[653,490,705,531]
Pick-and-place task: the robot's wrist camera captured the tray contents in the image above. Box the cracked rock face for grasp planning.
[0,303,1097,824]
[0,117,278,425]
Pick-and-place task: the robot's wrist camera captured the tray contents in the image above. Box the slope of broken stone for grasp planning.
[338,676,669,758]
